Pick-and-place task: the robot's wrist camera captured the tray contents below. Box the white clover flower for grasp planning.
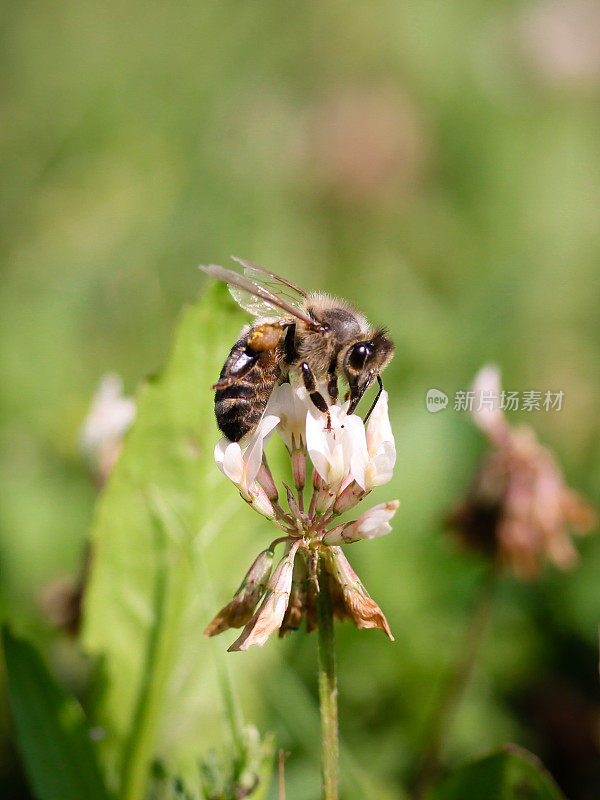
[364,390,396,489]
[80,373,136,484]
[209,379,400,648]
[323,500,400,545]
[214,412,280,517]
[80,374,136,457]
[306,403,368,490]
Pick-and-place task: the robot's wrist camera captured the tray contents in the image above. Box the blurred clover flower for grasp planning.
[517,0,600,89]
[205,382,398,650]
[79,373,136,486]
[42,375,136,634]
[449,365,597,580]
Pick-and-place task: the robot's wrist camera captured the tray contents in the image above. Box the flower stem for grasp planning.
[316,563,339,800]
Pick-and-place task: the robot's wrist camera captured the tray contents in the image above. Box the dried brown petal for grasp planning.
[305,580,319,634]
[229,543,300,651]
[324,547,394,640]
[279,581,305,637]
[204,548,274,637]
[342,588,394,640]
[280,551,309,637]
[327,571,350,624]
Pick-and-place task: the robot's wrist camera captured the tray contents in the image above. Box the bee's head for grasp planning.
[343,329,394,415]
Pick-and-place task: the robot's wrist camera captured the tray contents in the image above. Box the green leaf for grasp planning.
[81,284,268,800]
[433,744,566,800]
[2,626,109,800]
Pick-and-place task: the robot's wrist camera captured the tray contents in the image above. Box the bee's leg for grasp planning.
[363,375,384,423]
[300,362,329,414]
[327,358,339,403]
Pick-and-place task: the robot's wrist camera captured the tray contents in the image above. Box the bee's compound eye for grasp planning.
[348,342,371,370]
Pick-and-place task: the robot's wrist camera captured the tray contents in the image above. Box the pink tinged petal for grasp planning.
[291,449,306,490]
[314,483,337,516]
[338,473,355,495]
[313,468,325,491]
[214,438,227,471]
[283,483,302,519]
[257,463,278,501]
[321,524,348,546]
[333,481,367,514]
[323,500,399,545]
[228,542,300,651]
[348,500,399,540]
[246,485,276,519]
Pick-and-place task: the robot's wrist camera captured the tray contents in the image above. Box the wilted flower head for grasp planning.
[449,365,597,580]
[206,381,399,649]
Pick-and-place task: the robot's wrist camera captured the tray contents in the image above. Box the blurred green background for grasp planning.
[2,1,600,798]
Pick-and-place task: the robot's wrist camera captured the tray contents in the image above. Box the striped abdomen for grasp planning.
[215,330,282,442]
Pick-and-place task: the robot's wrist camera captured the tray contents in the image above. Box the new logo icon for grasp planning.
[426,389,448,413]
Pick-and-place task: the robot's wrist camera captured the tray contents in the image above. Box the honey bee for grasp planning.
[201,258,394,442]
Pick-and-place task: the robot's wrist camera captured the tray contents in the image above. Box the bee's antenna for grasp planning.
[363,375,384,424]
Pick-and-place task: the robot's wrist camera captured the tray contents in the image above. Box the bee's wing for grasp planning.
[231,256,308,303]
[200,263,321,329]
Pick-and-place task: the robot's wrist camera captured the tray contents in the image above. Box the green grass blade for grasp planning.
[81,283,267,799]
[3,626,110,800]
